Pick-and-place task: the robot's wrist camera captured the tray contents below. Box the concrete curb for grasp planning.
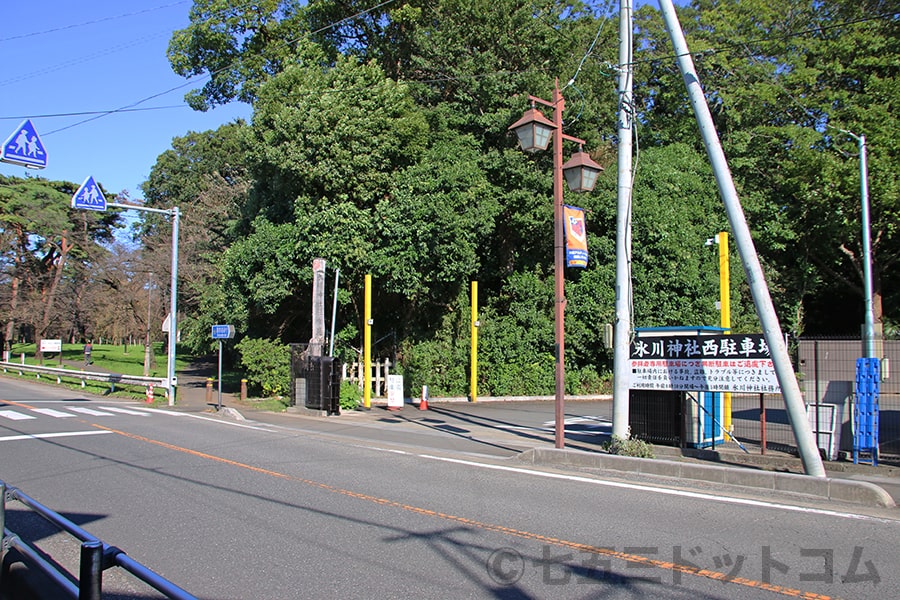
[518,448,896,509]
[218,406,245,421]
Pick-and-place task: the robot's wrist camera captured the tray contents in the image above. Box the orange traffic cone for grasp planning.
[419,385,429,410]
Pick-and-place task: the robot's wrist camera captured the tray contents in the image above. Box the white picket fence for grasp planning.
[343,358,392,397]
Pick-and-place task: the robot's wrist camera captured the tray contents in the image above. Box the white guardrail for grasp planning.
[0,361,169,396]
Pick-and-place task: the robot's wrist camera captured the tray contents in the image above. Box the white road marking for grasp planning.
[68,407,115,417]
[136,407,277,431]
[0,410,35,420]
[98,406,149,416]
[357,446,897,524]
[31,408,77,418]
[420,454,899,523]
[0,430,112,442]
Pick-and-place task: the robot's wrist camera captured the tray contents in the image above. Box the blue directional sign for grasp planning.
[71,176,107,211]
[2,119,48,169]
[211,324,235,340]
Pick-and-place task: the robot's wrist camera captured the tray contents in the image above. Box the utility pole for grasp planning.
[841,131,876,358]
[612,0,635,440]
[658,0,825,477]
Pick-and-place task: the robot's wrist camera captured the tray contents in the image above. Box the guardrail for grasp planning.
[0,361,168,398]
[1,480,197,600]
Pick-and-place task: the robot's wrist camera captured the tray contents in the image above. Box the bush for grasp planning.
[235,337,290,397]
[602,435,655,459]
[339,381,362,410]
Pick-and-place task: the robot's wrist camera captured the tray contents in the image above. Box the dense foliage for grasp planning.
[235,336,291,397]
[3,0,897,397]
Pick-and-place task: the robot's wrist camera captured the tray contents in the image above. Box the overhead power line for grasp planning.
[1,2,893,137]
[0,105,189,121]
[0,1,191,43]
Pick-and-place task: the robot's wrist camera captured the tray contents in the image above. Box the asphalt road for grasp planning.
[2,377,898,599]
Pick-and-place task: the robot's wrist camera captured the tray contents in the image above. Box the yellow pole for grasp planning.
[364,273,372,409]
[470,281,478,402]
[719,232,732,433]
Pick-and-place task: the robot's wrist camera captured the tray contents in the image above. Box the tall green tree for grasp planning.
[168,0,310,110]
[634,0,899,334]
[0,176,121,353]
[141,121,252,347]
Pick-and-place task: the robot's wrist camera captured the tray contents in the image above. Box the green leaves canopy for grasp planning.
[152,0,900,395]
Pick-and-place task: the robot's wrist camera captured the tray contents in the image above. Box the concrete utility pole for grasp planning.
[612,0,635,440]
[658,0,825,477]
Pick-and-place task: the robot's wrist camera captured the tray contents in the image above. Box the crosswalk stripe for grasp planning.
[99,406,149,416]
[0,430,112,443]
[0,409,35,421]
[32,408,77,418]
[68,407,115,417]
[0,404,157,422]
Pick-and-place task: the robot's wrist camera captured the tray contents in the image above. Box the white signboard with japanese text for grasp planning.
[39,339,62,353]
[629,333,781,393]
[387,374,404,409]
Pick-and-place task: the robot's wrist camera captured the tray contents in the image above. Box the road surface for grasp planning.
[1,377,897,599]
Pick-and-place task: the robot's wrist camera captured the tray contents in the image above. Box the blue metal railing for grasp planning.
[1,480,197,600]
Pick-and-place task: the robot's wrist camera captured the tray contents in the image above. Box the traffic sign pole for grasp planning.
[168,207,180,405]
[70,195,181,405]
[211,324,234,411]
[218,340,223,410]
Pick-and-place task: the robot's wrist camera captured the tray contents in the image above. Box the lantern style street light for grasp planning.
[509,79,603,449]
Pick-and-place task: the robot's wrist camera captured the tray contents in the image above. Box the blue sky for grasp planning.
[0,1,251,200]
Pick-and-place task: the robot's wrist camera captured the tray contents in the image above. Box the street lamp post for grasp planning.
[844,132,876,358]
[509,79,602,449]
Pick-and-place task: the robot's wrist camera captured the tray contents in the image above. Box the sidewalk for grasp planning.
[172,356,220,411]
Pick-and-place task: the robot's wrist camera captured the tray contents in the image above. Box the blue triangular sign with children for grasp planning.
[2,119,48,169]
[71,176,107,211]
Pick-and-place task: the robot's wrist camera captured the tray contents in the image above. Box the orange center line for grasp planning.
[1,398,37,410]
[92,423,832,599]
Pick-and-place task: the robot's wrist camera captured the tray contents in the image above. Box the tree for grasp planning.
[633,0,900,334]
[0,176,121,358]
[168,0,310,110]
[141,121,253,351]
[247,45,428,220]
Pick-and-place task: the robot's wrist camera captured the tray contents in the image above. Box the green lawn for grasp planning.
[4,342,195,403]
[8,342,192,376]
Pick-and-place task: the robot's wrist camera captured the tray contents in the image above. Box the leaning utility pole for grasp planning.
[657,0,825,477]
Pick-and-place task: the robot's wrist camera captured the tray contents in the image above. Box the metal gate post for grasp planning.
[79,539,103,600]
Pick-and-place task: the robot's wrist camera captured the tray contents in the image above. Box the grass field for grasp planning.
[7,342,192,375]
[3,342,194,403]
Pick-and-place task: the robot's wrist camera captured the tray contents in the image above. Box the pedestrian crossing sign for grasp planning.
[71,175,107,211]
[2,119,48,169]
